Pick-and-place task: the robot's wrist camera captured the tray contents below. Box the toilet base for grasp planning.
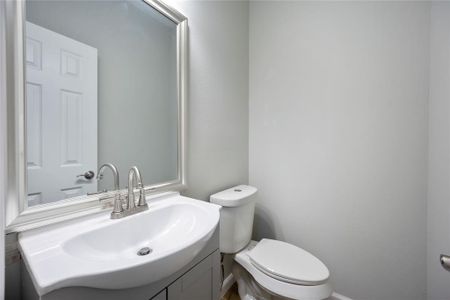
[232,263,350,300]
[233,262,289,300]
[232,263,351,300]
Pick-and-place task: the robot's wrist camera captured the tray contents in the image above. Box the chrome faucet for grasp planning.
[96,165,147,219]
[125,166,148,213]
[97,163,123,219]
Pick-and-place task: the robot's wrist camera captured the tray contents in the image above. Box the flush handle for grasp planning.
[440,254,450,272]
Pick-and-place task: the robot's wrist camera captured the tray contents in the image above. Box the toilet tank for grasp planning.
[210,185,258,254]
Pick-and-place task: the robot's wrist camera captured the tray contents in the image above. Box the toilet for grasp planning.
[210,185,334,300]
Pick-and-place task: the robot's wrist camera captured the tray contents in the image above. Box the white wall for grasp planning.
[249,2,429,299]
[170,0,250,201]
[427,2,450,300]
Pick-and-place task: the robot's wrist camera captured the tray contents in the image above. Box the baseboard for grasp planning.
[220,273,236,298]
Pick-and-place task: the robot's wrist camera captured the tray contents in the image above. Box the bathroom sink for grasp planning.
[18,193,220,295]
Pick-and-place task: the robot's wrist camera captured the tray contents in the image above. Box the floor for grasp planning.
[221,283,240,300]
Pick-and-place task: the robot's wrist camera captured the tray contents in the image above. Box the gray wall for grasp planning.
[0,0,6,297]
[171,0,250,201]
[427,2,450,300]
[249,2,429,299]
[26,0,178,188]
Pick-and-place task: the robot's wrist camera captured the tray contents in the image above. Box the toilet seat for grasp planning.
[248,239,330,286]
[234,241,333,300]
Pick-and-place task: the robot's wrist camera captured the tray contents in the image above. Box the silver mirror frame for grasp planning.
[4,0,188,232]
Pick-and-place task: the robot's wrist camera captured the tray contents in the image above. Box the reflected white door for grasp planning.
[26,22,98,206]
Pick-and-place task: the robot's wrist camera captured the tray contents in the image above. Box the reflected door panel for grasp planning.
[26,22,98,206]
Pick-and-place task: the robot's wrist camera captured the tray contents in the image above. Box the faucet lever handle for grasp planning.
[138,188,146,207]
[87,189,107,196]
[96,193,116,209]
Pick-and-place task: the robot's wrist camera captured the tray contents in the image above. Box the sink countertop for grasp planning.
[19,192,221,296]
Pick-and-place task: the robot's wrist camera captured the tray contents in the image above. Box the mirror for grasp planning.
[21,0,186,207]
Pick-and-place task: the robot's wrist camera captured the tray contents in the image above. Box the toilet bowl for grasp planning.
[210,185,334,300]
[232,240,333,300]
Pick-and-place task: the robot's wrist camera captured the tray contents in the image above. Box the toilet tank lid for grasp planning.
[210,185,257,207]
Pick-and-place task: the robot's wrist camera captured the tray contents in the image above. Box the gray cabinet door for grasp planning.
[168,250,220,300]
[150,289,167,300]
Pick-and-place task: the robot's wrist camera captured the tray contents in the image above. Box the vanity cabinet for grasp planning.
[148,251,221,300]
[167,250,221,300]
[22,228,221,300]
[151,290,167,300]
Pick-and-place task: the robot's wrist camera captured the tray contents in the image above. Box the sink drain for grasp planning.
[137,247,152,256]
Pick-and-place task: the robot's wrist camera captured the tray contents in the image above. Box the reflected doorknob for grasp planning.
[440,254,450,272]
[77,171,95,180]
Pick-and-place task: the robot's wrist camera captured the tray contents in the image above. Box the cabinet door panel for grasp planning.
[168,251,220,300]
[150,289,167,300]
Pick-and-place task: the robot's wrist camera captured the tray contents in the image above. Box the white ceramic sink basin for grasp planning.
[19,193,220,296]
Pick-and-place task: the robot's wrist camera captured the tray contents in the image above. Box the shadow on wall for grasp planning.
[253,205,285,242]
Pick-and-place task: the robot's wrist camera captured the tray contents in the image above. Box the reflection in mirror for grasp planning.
[25,0,178,207]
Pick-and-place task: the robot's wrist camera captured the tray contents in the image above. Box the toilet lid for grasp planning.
[247,239,330,286]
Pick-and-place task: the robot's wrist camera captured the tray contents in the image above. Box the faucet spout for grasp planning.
[127,166,146,210]
[97,163,123,218]
[97,163,120,191]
